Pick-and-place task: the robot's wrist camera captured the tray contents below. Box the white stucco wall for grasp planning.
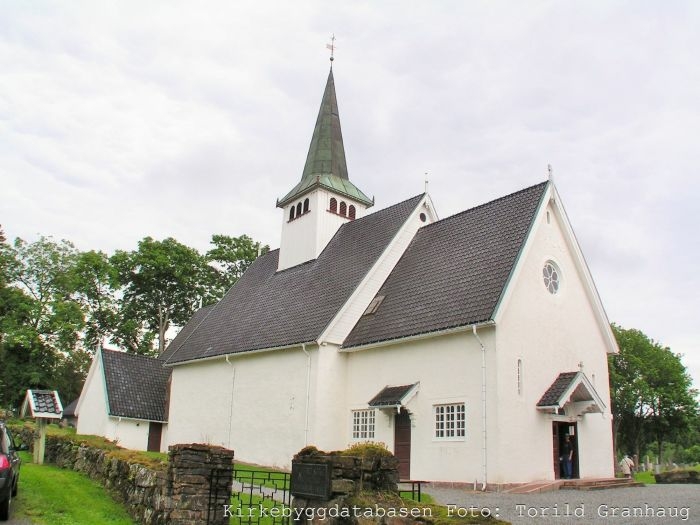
[494,198,615,483]
[76,353,110,439]
[344,330,499,483]
[166,347,316,469]
[278,189,369,271]
[107,417,150,450]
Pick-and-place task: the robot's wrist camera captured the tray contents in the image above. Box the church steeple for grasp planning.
[276,66,374,271]
[277,68,372,209]
[302,68,348,180]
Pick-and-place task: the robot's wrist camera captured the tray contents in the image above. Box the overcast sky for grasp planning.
[1,1,698,387]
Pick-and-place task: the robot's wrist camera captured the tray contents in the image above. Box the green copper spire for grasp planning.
[278,68,373,208]
[302,68,348,181]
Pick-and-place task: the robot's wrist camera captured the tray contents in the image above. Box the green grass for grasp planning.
[634,470,656,484]
[12,452,136,524]
[401,490,436,504]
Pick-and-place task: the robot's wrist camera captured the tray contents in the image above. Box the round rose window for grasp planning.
[543,261,560,294]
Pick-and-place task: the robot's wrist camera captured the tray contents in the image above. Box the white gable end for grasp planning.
[493,183,618,355]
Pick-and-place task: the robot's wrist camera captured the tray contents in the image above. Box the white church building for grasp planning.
[76,65,617,486]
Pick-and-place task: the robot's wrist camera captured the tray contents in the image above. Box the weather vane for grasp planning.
[326,34,336,63]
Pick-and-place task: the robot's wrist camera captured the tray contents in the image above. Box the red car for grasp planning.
[0,422,22,521]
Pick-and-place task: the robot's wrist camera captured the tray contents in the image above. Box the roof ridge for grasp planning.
[420,181,548,230]
[103,347,160,362]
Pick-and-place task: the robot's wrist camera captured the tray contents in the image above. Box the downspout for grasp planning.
[473,325,488,491]
[225,355,236,449]
[301,344,311,446]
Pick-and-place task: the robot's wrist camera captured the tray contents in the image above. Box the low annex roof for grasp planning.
[102,349,171,422]
[165,194,425,364]
[343,182,548,348]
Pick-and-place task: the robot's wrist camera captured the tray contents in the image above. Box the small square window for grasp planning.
[434,403,465,439]
[352,409,376,439]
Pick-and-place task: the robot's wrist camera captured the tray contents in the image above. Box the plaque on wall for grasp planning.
[290,461,332,500]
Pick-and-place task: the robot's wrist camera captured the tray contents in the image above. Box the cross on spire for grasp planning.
[326,34,336,63]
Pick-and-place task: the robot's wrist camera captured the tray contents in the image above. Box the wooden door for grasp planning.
[394,409,411,480]
[552,423,561,479]
[148,422,163,452]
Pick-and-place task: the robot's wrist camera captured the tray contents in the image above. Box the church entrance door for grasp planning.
[394,409,411,479]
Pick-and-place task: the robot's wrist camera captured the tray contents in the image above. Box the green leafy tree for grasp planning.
[0,235,85,407]
[69,250,119,350]
[206,234,268,298]
[609,325,699,461]
[112,237,213,355]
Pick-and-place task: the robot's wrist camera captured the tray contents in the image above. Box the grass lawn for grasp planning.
[634,470,656,484]
[12,452,135,525]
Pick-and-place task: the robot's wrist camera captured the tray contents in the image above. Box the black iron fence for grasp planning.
[226,467,292,524]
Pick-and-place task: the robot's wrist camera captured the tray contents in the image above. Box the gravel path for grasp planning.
[426,484,700,524]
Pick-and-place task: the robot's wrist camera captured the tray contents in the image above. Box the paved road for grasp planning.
[426,484,700,525]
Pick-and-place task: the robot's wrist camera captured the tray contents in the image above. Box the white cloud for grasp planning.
[1,1,698,386]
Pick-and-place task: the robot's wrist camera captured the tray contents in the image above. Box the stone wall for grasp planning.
[655,470,700,484]
[11,426,233,525]
[292,446,418,525]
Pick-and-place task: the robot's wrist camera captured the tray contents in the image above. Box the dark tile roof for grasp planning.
[537,372,579,406]
[344,182,548,348]
[62,398,79,417]
[369,384,417,407]
[165,194,424,364]
[30,390,62,415]
[102,349,171,421]
[159,305,215,362]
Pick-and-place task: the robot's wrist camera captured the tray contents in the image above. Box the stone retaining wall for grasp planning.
[10,426,233,525]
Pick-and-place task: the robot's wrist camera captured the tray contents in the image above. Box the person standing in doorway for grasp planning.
[562,435,574,479]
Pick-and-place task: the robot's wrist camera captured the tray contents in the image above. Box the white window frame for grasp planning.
[433,403,466,440]
[351,409,376,440]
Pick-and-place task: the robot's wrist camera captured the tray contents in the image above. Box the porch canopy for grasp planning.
[537,371,605,417]
[368,383,419,411]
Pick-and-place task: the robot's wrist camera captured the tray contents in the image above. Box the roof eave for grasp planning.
[341,320,495,353]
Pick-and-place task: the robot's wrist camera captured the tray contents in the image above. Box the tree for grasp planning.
[609,325,699,461]
[206,234,268,298]
[69,250,119,350]
[112,237,213,354]
[0,235,86,407]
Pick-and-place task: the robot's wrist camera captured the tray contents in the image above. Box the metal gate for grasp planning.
[223,467,292,524]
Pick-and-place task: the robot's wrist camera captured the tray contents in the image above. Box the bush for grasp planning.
[341,441,392,458]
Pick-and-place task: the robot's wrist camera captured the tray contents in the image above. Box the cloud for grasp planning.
[1,1,698,386]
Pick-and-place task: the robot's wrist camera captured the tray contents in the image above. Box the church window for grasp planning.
[339,201,347,217]
[434,403,465,439]
[363,295,385,316]
[543,261,561,294]
[330,197,337,213]
[517,359,523,395]
[352,409,375,439]
[289,206,295,221]
[296,202,302,217]
[303,198,309,213]
[348,205,356,220]
[420,212,427,222]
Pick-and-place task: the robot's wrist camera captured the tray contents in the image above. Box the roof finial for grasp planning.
[326,34,336,64]
[547,163,554,182]
[424,172,429,193]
